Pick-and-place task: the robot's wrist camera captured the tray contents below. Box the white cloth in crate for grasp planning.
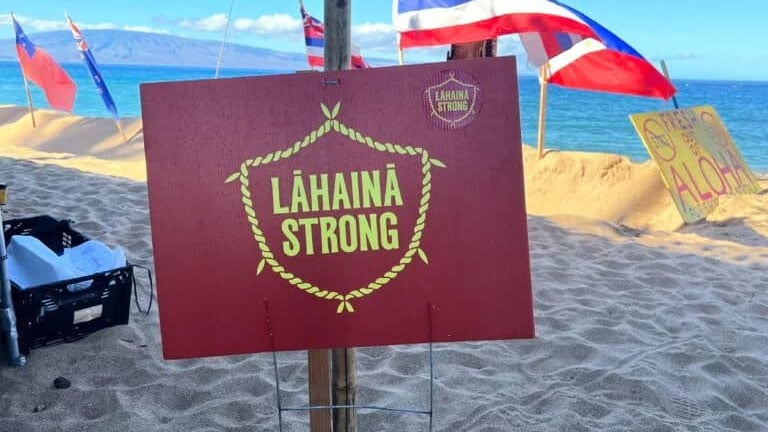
[6,235,127,291]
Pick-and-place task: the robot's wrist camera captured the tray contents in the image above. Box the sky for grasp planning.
[1,0,767,81]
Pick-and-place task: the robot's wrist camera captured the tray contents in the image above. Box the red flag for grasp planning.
[13,15,76,112]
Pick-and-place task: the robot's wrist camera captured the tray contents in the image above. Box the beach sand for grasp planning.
[1,106,766,431]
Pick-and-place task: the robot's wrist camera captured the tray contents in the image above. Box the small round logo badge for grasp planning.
[423,69,482,130]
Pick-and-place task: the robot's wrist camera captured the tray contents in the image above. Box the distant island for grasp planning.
[0,29,393,71]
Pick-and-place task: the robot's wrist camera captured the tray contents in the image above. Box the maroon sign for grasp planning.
[140,57,533,359]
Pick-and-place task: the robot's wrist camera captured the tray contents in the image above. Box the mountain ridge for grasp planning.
[0,29,394,70]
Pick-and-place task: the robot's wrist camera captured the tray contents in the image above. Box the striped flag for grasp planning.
[393,0,675,100]
[519,31,583,67]
[12,15,76,112]
[540,1,675,99]
[300,5,368,70]
[67,14,120,119]
[393,0,598,48]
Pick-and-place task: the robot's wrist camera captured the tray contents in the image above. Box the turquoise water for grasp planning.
[1,61,765,172]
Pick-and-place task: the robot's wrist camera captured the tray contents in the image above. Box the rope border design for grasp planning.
[225,103,446,313]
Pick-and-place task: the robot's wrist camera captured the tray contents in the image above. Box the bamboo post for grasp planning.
[300,0,333,425]
[21,74,36,128]
[305,1,357,432]
[331,344,356,432]
[115,120,128,143]
[325,1,357,430]
[537,66,549,160]
[660,60,679,109]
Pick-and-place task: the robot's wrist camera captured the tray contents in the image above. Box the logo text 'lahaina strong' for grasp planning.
[226,102,445,313]
[271,164,403,256]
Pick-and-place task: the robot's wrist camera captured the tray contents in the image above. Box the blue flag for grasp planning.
[67,15,119,119]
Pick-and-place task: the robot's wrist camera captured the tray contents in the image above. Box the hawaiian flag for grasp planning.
[12,15,76,112]
[300,5,368,70]
[67,15,120,120]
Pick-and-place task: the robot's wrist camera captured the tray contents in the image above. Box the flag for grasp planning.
[300,5,368,70]
[538,1,675,99]
[12,15,76,112]
[67,15,119,120]
[519,30,583,67]
[393,0,675,100]
[393,0,599,48]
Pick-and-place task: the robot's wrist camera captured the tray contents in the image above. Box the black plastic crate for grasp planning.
[3,215,86,255]
[3,215,133,355]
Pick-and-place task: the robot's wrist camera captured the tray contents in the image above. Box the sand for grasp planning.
[1,106,766,431]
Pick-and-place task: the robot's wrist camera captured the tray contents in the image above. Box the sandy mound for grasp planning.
[0,106,146,181]
[523,145,768,235]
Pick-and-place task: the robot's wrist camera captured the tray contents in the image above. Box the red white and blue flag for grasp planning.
[540,1,675,99]
[393,0,675,100]
[12,15,76,112]
[301,5,368,70]
[67,15,120,120]
[393,0,598,48]
[519,30,583,67]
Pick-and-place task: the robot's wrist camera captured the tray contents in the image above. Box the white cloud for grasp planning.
[179,13,229,32]
[0,14,68,31]
[123,25,169,34]
[233,14,301,35]
[177,13,302,36]
[351,22,396,52]
[87,22,118,30]
[1,13,168,34]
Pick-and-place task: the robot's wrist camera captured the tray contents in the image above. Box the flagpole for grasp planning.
[537,64,549,160]
[397,35,404,65]
[21,73,36,128]
[214,0,235,79]
[12,12,36,128]
[660,60,679,109]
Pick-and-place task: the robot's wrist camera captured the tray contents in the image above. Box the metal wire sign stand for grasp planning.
[265,299,436,432]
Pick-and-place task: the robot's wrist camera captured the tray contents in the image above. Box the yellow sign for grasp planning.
[630,106,760,223]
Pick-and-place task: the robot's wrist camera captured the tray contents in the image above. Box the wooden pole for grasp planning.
[325,0,351,70]
[537,66,549,160]
[21,74,36,128]
[324,2,357,431]
[308,350,332,432]
[659,60,679,109]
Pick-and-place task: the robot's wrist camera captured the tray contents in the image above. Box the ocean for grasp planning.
[1,61,766,172]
